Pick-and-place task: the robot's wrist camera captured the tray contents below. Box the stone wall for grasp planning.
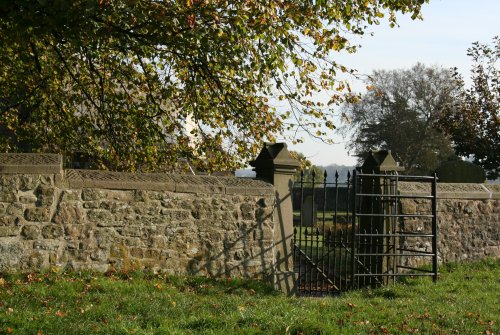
[0,154,276,278]
[399,182,500,267]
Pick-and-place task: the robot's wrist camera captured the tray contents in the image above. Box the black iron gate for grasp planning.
[293,170,438,296]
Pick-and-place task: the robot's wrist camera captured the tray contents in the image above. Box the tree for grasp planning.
[0,0,429,172]
[291,151,325,184]
[436,37,499,179]
[344,64,459,175]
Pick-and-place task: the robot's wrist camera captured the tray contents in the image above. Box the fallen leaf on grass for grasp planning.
[6,327,13,334]
[55,310,66,317]
[347,302,357,309]
[380,326,390,334]
[354,320,370,325]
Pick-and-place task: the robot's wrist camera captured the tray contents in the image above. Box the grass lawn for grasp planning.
[0,259,498,335]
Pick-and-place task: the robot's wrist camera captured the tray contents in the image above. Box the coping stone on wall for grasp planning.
[170,174,225,194]
[485,184,500,199]
[65,169,176,191]
[0,153,62,174]
[219,177,275,196]
[398,181,496,199]
[64,169,273,195]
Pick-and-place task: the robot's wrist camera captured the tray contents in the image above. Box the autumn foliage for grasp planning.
[0,0,429,171]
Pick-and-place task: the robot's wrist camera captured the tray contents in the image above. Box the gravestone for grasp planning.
[302,195,317,227]
[435,160,485,183]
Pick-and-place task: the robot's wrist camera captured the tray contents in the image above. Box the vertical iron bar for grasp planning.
[392,174,398,284]
[321,171,327,294]
[384,175,389,285]
[432,173,438,282]
[339,229,344,291]
[309,170,316,293]
[345,171,351,290]
[327,228,332,294]
[369,171,376,287]
[315,227,320,293]
[299,171,304,293]
[293,226,297,288]
[304,227,309,294]
[333,171,339,292]
[351,170,357,290]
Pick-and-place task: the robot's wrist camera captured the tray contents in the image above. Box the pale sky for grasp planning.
[287,0,500,167]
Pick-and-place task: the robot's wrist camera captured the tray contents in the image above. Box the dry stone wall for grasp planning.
[0,154,276,278]
[399,182,500,267]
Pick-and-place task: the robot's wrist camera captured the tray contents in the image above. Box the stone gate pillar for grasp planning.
[359,150,404,286]
[250,143,300,294]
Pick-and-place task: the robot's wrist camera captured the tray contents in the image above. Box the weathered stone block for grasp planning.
[61,190,81,202]
[0,226,19,236]
[87,209,112,222]
[0,189,16,202]
[82,189,106,201]
[401,201,417,214]
[19,194,37,204]
[53,203,84,225]
[21,225,40,239]
[117,226,143,237]
[149,236,167,248]
[83,201,99,209]
[143,249,161,259]
[19,175,39,190]
[7,203,23,216]
[64,225,88,239]
[96,220,125,227]
[0,215,17,226]
[42,224,64,239]
[240,203,255,220]
[134,190,148,202]
[257,197,273,208]
[160,209,191,220]
[25,207,51,222]
[133,203,160,216]
[33,239,63,251]
[129,247,144,258]
[35,186,55,206]
[255,207,273,221]
[484,246,500,257]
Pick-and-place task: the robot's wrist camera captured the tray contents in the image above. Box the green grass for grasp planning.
[1,260,499,334]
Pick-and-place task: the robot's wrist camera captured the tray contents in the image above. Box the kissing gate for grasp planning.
[292,169,438,296]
